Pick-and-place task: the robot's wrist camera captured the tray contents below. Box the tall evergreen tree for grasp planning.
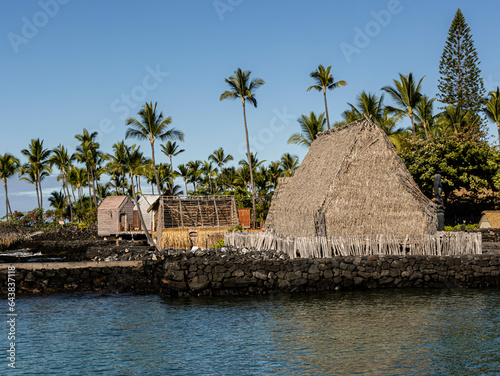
[437,9,485,122]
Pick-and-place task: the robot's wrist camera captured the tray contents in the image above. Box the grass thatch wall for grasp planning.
[265,116,437,238]
[159,227,232,249]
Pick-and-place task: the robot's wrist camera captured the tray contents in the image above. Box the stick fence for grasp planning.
[225,231,482,259]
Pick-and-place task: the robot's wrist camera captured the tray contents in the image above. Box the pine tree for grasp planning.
[437,9,485,121]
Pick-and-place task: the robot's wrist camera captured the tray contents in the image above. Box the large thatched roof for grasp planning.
[264,116,437,237]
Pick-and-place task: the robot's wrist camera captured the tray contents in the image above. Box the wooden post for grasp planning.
[214,197,220,228]
[179,199,184,228]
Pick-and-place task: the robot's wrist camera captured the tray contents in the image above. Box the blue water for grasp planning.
[5,288,500,375]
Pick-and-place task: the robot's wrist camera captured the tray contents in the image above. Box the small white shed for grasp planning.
[135,194,160,232]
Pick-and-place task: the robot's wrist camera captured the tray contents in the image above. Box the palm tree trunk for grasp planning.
[38,173,43,210]
[184,179,188,196]
[150,141,161,194]
[91,165,98,206]
[323,89,330,130]
[130,171,159,251]
[35,178,40,209]
[3,179,10,218]
[423,120,429,140]
[86,168,92,210]
[497,121,500,148]
[409,112,416,141]
[242,99,257,229]
[62,173,73,222]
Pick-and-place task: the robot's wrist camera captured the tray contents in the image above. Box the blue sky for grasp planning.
[1,0,500,216]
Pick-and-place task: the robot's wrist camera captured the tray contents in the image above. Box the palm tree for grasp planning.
[157,163,177,194]
[201,161,217,194]
[414,95,437,140]
[307,64,347,129]
[220,68,264,228]
[209,147,234,174]
[75,129,101,209]
[288,112,326,147]
[105,141,128,194]
[437,105,478,134]
[126,102,184,194]
[187,160,202,192]
[160,141,185,169]
[266,161,283,191]
[122,144,157,250]
[484,87,500,146]
[280,153,299,177]
[220,166,237,192]
[0,153,20,219]
[176,164,190,195]
[48,190,66,211]
[50,145,74,222]
[344,91,385,122]
[382,73,424,141]
[67,166,87,209]
[21,139,52,209]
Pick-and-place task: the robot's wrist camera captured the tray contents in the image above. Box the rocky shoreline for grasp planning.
[0,225,500,297]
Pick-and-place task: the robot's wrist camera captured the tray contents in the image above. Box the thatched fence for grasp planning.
[225,232,482,259]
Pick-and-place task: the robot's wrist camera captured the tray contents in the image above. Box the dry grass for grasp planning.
[196,227,232,248]
[0,233,24,249]
[160,228,192,249]
[265,116,437,238]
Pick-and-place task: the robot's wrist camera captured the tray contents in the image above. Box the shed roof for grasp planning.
[98,196,131,210]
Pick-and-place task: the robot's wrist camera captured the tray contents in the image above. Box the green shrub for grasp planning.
[210,239,225,248]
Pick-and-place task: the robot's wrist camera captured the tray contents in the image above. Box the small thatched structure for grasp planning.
[97,196,135,236]
[479,210,500,229]
[148,195,239,249]
[264,116,437,238]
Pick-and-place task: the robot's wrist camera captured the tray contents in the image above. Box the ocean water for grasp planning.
[6,288,500,375]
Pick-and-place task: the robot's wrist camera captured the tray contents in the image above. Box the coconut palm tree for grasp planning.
[288,112,326,147]
[48,190,66,211]
[484,87,500,146]
[209,147,233,174]
[414,95,437,140]
[266,161,283,191]
[0,153,20,219]
[122,144,157,249]
[220,166,237,192]
[21,139,52,209]
[126,102,184,194]
[75,130,101,208]
[220,68,264,228]
[50,145,74,221]
[307,64,347,130]
[157,163,177,194]
[437,105,478,134]
[19,162,51,210]
[105,141,128,194]
[160,141,185,169]
[344,91,385,122]
[201,161,217,194]
[280,153,299,177]
[187,160,202,192]
[67,166,87,208]
[176,164,190,195]
[382,73,424,141]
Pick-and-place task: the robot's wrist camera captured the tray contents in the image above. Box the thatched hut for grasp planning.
[264,116,437,238]
[148,195,240,249]
[97,196,135,237]
[478,210,500,229]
